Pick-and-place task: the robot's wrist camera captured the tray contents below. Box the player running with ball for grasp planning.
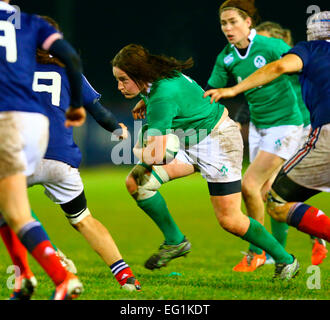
[204,11,330,248]
[112,43,300,280]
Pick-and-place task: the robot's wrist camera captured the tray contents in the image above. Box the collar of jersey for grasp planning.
[0,2,17,12]
[231,28,257,60]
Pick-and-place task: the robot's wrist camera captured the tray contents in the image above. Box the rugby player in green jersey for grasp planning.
[204,0,306,272]
[111,43,300,280]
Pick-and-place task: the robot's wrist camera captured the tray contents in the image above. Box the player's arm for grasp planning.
[133,135,168,166]
[84,100,127,139]
[44,38,85,127]
[204,54,304,102]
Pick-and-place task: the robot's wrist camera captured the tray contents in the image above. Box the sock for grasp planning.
[242,217,293,264]
[110,259,134,286]
[271,217,289,248]
[287,203,330,242]
[31,209,57,251]
[248,243,263,255]
[137,192,184,245]
[18,221,67,286]
[0,224,33,277]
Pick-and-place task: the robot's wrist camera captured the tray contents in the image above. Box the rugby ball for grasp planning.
[137,124,180,162]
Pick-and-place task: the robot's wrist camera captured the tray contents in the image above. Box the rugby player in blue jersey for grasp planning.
[205,11,330,245]
[0,0,85,300]
[1,15,141,299]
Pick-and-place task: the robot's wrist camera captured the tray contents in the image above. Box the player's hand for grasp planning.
[117,123,128,140]
[65,106,86,128]
[132,99,146,120]
[203,87,237,104]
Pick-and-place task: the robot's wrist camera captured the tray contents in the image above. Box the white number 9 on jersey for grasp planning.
[33,72,62,107]
[0,21,17,63]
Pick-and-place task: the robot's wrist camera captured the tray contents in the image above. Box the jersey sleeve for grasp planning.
[270,39,292,60]
[147,96,178,136]
[283,41,311,70]
[33,15,62,49]
[207,52,229,88]
[82,75,101,105]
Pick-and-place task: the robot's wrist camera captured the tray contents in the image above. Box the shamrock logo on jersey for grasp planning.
[254,56,266,68]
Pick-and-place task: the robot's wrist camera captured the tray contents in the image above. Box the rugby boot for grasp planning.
[51,272,83,300]
[273,255,300,280]
[233,250,266,272]
[10,273,37,300]
[311,238,328,266]
[145,237,191,270]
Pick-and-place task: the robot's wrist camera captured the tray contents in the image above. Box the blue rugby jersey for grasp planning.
[285,40,330,129]
[0,4,58,115]
[34,63,101,168]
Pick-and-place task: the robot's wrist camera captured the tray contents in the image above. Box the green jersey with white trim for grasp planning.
[208,30,303,128]
[141,72,224,146]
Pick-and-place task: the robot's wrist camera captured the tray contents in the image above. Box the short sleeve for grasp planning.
[33,15,61,48]
[82,75,101,105]
[207,53,229,88]
[283,41,311,70]
[147,96,178,136]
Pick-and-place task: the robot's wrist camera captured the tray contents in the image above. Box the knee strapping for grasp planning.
[60,191,90,225]
[135,165,170,201]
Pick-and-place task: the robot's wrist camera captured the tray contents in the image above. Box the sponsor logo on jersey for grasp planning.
[224,53,234,66]
[254,55,266,68]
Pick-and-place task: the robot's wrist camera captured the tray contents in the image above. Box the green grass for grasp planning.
[0,165,329,300]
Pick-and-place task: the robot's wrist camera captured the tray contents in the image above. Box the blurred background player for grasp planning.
[204,0,305,272]
[205,11,330,248]
[1,16,141,299]
[112,43,300,281]
[0,0,86,299]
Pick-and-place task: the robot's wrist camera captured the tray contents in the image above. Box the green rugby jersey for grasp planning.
[208,29,303,128]
[141,72,224,146]
[290,75,310,127]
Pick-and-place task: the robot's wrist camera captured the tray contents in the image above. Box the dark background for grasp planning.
[11,0,327,166]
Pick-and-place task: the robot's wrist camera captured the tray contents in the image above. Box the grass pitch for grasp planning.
[0,165,329,300]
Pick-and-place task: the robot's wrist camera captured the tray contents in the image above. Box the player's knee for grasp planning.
[125,174,138,195]
[73,214,93,231]
[60,191,91,226]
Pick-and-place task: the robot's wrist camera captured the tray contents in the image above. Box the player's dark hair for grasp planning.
[256,21,294,46]
[219,0,261,27]
[36,16,64,67]
[111,44,194,87]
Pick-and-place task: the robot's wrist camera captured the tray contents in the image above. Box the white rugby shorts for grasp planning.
[282,124,330,192]
[28,159,84,204]
[249,122,303,162]
[0,111,49,179]
[175,117,243,183]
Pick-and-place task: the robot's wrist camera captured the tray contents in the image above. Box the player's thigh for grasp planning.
[243,150,285,189]
[162,157,195,180]
[0,111,49,180]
